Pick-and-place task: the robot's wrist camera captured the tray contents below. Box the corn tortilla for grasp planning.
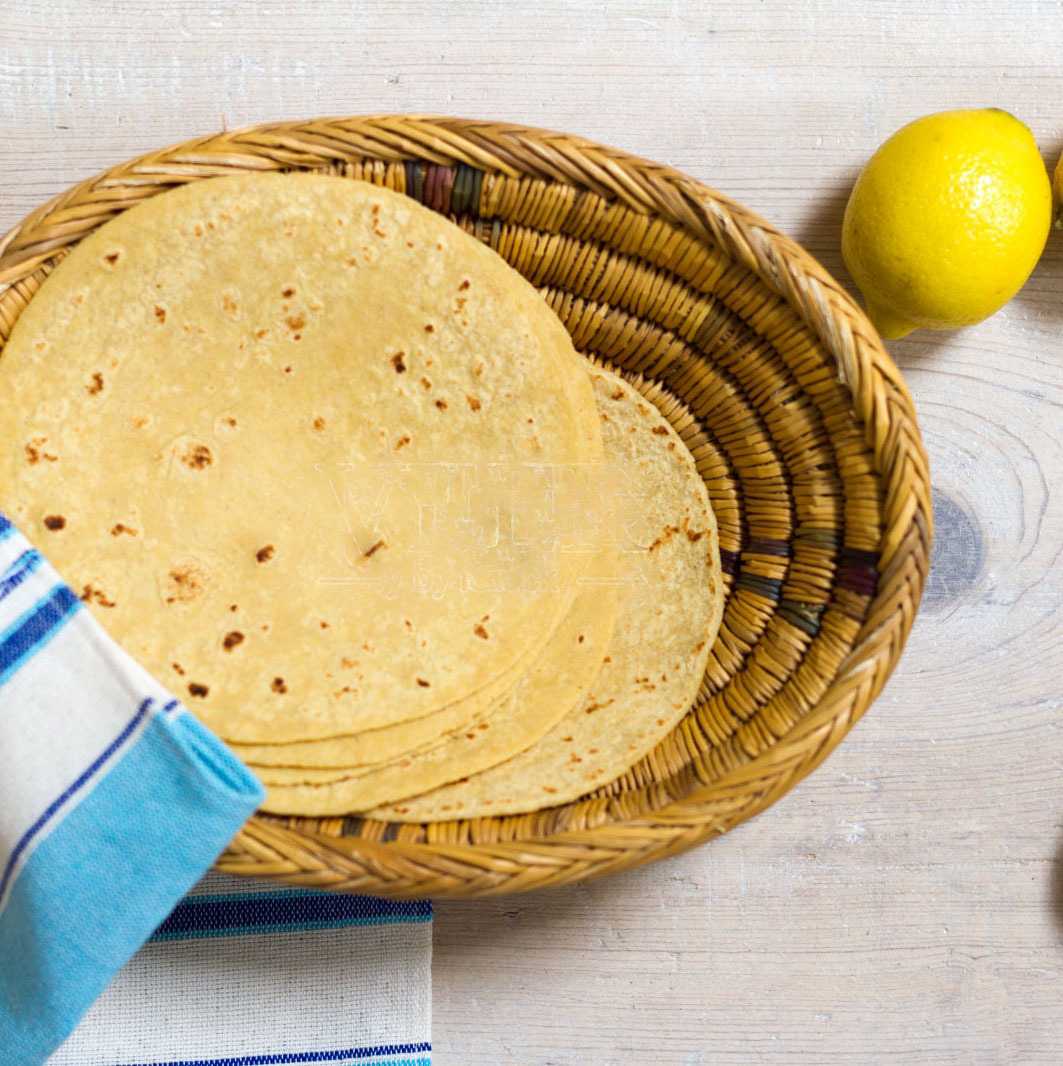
[260,367,723,817]
[0,173,601,742]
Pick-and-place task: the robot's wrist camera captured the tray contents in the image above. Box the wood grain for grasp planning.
[3,1,1062,1063]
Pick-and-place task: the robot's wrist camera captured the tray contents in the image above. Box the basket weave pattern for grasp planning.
[0,117,932,898]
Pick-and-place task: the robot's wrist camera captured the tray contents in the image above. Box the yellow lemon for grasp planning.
[1053,147,1063,228]
[842,109,1051,339]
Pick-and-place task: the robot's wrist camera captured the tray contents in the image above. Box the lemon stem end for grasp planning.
[865,302,916,340]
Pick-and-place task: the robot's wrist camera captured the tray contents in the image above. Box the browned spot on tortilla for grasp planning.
[685,528,705,542]
[424,323,434,333]
[165,563,204,604]
[221,294,237,314]
[282,287,296,298]
[284,365,293,374]
[222,631,245,651]
[313,417,326,431]
[87,373,104,395]
[420,376,432,390]
[394,434,411,451]
[473,623,489,640]
[647,524,681,553]
[475,363,484,376]
[110,523,136,537]
[172,662,185,676]
[465,732,476,740]
[271,677,288,694]
[286,313,306,332]
[454,296,467,313]
[43,514,66,531]
[391,351,406,373]
[667,441,676,451]
[612,387,624,400]
[435,399,448,410]
[154,305,167,323]
[188,682,209,698]
[256,545,275,563]
[463,394,482,413]
[230,604,238,613]
[561,735,573,742]
[652,425,669,435]
[256,328,269,339]
[583,698,615,715]
[319,620,330,629]
[24,436,56,464]
[577,634,585,643]
[458,279,471,291]
[542,786,557,794]
[478,722,489,730]
[182,444,212,469]
[103,252,120,265]
[80,583,116,608]
[416,678,430,687]
[364,539,386,559]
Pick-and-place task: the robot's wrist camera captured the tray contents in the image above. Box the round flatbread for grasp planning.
[0,172,601,742]
[261,366,723,818]
[234,544,619,769]
[250,546,619,812]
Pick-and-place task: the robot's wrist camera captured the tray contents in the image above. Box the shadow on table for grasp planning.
[432,854,661,946]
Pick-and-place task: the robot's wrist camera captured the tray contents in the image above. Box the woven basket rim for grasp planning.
[0,115,932,898]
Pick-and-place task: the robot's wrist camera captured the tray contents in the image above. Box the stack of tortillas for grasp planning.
[0,173,723,820]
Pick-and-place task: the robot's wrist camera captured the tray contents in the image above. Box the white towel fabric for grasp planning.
[47,872,433,1066]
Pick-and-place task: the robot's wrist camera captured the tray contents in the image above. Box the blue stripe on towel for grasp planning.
[0,707,264,1065]
[0,698,155,908]
[150,894,431,941]
[0,583,80,685]
[122,1044,433,1066]
[0,549,44,602]
[0,513,12,541]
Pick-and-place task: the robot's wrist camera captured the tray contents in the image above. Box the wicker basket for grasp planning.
[0,116,932,898]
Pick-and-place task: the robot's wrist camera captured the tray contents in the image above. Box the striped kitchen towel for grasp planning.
[0,509,263,1064]
[46,872,433,1066]
[0,510,433,1064]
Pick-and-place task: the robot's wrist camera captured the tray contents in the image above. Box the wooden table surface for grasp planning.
[3,2,1061,1062]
